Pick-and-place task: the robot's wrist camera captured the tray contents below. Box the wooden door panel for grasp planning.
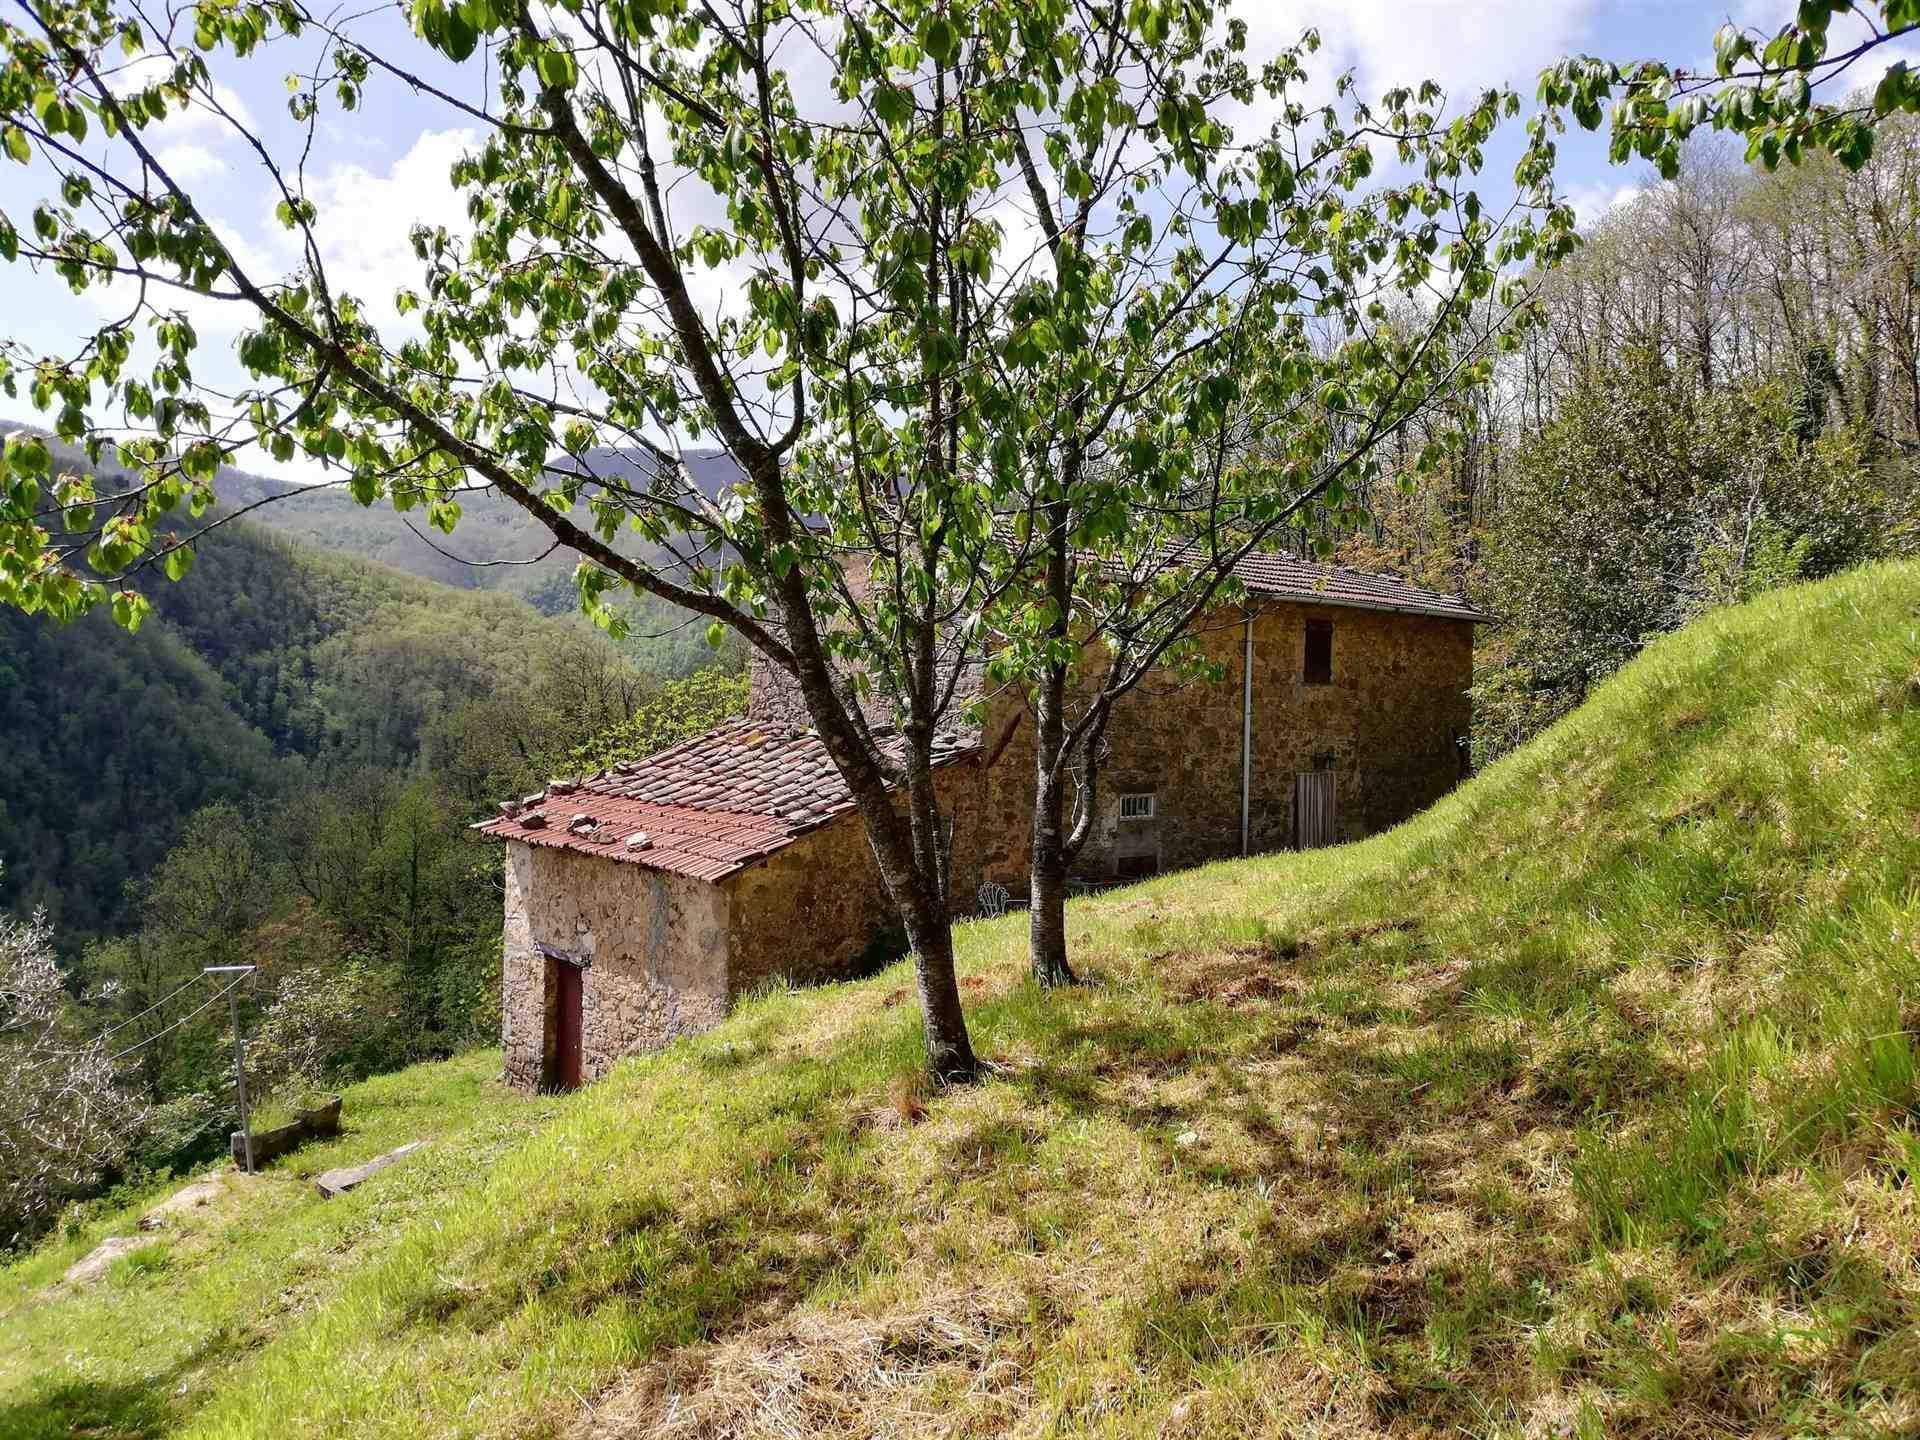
[1295,772,1338,850]
[554,962,583,1091]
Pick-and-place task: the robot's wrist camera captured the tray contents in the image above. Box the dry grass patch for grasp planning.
[574,1288,1036,1439]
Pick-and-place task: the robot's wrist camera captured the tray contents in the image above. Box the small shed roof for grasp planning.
[473,718,976,881]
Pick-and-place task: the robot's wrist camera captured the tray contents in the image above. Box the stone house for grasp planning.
[477,553,1483,1091]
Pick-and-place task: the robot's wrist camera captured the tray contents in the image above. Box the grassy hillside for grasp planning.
[6,562,1918,1438]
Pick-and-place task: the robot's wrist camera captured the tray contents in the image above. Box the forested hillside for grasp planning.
[0,603,280,937]
[214,446,737,678]
[16,434,743,676]
[0,516,706,940]
[1330,125,1920,757]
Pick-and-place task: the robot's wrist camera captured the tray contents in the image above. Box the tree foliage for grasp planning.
[1540,1,1919,177]
[1475,351,1898,759]
[565,666,747,774]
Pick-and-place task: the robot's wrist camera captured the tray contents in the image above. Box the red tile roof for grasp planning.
[473,719,977,880]
[1230,553,1486,621]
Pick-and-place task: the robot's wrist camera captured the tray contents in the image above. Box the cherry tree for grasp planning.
[0,0,1568,1074]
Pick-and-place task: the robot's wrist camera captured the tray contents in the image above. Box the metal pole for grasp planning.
[206,966,257,1174]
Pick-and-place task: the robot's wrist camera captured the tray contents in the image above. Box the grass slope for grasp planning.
[7,562,1920,1439]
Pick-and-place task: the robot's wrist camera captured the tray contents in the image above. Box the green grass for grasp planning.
[7,561,1920,1438]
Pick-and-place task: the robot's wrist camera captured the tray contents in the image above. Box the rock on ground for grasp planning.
[315,1141,426,1199]
[138,1175,230,1230]
[62,1235,151,1287]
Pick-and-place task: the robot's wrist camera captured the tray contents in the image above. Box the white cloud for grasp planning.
[1846,39,1920,98]
[1245,0,1600,102]
[1567,180,1643,227]
[154,143,223,183]
[284,128,480,326]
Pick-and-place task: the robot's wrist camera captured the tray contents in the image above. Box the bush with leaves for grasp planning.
[1473,348,1910,760]
[246,959,379,1100]
[0,874,143,1244]
[566,668,749,775]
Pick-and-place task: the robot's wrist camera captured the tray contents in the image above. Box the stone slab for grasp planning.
[62,1234,150,1287]
[314,1141,425,1199]
[138,1176,228,1230]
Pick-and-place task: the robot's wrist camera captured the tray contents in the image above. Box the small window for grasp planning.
[1116,853,1159,880]
[1118,792,1156,819]
[1304,619,1333,685]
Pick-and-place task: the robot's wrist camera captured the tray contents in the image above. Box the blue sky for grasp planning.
[3,1,1913,481]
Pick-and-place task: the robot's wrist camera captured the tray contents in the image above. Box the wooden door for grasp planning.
[553,962,583,1091]
[1295,771,1338,850]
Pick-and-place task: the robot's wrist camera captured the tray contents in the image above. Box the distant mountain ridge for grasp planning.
[208,442,743,616]
[9,424,743,675]
[11,423,743,615]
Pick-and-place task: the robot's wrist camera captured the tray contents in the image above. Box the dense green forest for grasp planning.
[0,518,657,938]
[1329,130,1920,754]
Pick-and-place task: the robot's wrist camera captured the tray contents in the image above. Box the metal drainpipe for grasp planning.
[1240,610,1254,857]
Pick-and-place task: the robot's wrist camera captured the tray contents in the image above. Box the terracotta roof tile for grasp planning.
[1229,553,1485,621]
[473,719,978,881]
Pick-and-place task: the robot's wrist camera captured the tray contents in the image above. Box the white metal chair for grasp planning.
[976,881,1010,918]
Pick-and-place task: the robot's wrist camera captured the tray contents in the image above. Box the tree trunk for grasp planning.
[1028,769,1078,989]
[901,889,979,1083]
[1026,657,1080,989]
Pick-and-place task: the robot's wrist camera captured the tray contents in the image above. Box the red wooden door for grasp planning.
[553,962,583,1091]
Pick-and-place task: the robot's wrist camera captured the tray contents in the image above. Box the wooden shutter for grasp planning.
[1304,619,1333,684]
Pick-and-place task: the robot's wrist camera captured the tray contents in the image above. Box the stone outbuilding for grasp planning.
[477,553,1484,1092]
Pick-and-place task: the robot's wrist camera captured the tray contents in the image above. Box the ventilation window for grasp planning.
[1118,792,1156,819]
[1304,619,1333,685]
[1116,853,1159,880]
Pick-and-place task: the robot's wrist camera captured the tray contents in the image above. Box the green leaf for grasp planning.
[110,589,151,633]
[440,5,478,61]
[1873,61,1912,118]
[536,47,578,90]
[2,126,28,165]
[924,17,957,65]
[163,544,195,581]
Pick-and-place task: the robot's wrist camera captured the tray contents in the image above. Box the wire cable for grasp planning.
[91,973,205,1042]
[106,973,249,1064]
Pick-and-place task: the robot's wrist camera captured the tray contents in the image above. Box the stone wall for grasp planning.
[502,598,1471,1089]
[974,601,1473,884]
[501,841,732,1091]
[724,757,1011,991]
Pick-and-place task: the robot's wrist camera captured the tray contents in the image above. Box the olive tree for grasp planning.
[1,876,142,1241]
